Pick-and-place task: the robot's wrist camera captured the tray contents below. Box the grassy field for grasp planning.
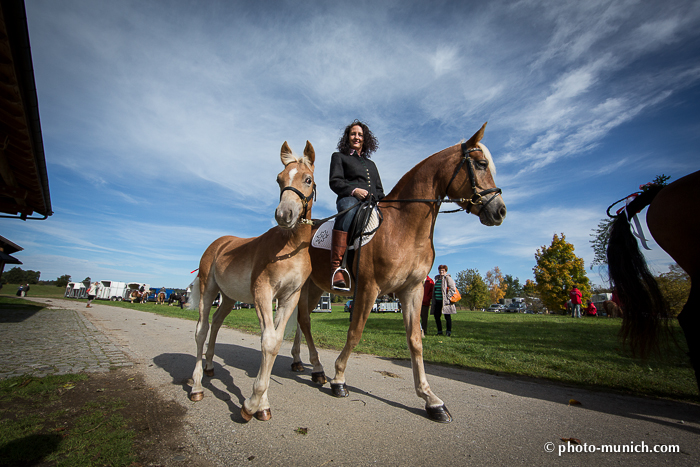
[4,285,698,402]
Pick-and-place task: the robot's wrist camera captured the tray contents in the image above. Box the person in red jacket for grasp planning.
[421,275,434,338]
[586,300,597,317]
[570,286,582,318]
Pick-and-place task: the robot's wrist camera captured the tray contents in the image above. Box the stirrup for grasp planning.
[331,267,351,292]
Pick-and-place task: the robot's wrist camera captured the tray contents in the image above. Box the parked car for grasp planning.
[487,304,504,312]
[505,302,525,313]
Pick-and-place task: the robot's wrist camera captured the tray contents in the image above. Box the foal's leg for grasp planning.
[202,295,235,377]
[190,283,219,401]
[242,290,302,421]
[330,289,377,396]
[291,280,326,384]
[398,287,452,423]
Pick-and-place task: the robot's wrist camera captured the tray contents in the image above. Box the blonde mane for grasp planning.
[478,142,496,176]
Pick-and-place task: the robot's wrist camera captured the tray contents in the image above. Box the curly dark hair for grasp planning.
[336,120,379,157]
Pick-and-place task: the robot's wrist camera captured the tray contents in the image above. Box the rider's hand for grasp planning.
[353,189,369,200]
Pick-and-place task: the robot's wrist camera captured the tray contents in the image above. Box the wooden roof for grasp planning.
[0,0,51,220]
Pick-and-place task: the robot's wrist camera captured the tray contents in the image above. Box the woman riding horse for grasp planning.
[292,123,506,423]
[329,120,385,290]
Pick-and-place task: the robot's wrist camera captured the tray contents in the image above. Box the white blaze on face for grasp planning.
[288,167,298,186]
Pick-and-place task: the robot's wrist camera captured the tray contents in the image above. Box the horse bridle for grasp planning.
[279,183,316,224]
[442,142,502,214]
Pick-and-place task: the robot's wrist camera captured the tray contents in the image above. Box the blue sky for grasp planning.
[3,0,699,291]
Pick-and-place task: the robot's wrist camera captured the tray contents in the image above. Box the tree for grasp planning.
[656,263,691,317]
[485,266,507,304]
[503,274,523,298]
[455,269,490,310]
[589,217,614,270]
[533,233,590,313]
[522,279,537,297]
[1,267,39,284]
[56,274,71,288]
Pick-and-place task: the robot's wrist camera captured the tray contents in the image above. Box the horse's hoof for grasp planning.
[312,371,327,385]
[189,392,204,402]
[291,361,305,372]
[331,382,349,397]
[254,409,272,421]
[240,407,253,422]
[426,404,453,423]
[204,368,215,377]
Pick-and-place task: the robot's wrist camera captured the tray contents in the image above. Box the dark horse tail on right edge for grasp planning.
[607,185,670,358]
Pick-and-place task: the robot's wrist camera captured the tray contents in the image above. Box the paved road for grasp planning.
[5,297,700,466]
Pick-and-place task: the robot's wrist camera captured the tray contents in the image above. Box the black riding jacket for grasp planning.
[329,151,385,202]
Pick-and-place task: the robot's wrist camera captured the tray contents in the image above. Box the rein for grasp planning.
[377,143,502,214]
[280,183,316,225]
[307,143,503,226]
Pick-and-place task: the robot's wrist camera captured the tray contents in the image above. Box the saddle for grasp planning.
[311,204,382,251]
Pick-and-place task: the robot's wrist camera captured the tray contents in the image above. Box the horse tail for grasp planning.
[187,277,200,311]
[607,186,670,357]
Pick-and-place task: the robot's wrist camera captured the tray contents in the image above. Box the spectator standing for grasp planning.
[432,265,457,336]
[570,286,582,318]
[421,275,434,338]
[86,281,99,308]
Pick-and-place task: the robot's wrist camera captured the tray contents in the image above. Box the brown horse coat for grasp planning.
[292,124,506,422]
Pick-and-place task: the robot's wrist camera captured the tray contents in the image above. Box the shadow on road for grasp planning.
[387,357,700,435]
[154,342,424,421]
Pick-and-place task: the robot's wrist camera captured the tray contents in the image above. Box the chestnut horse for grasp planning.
[292,123,506,423]
[607,170,700,389]
[188,141,316,421]
[156,292,166,305]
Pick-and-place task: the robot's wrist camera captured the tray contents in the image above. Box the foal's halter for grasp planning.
[279,183,316,225]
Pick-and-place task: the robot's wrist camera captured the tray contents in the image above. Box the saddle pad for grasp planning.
[311,207,380,251]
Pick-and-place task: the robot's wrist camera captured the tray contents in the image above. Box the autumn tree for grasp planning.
[455,269,490,310]
[523,279,537,297]
[485,266,507,304]
[656,263,690,317]
[533,233,590,313]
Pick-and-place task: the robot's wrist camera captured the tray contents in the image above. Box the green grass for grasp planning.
[2,283,69,299]
[0,374,136,467]
[5,290,698,402]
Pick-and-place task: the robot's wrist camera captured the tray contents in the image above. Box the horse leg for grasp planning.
[330,289,376,397]
[202,295,234,377]
[190,278,219,402]
[398,287,451,423]
[677,280,699,391]
[241,291,301,422]
[291,280,326,384]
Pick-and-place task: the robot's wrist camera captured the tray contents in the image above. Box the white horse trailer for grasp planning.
[64,282,87,299]
[96,280,129,301]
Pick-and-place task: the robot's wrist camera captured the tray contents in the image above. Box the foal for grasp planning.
[189,141,315,421]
